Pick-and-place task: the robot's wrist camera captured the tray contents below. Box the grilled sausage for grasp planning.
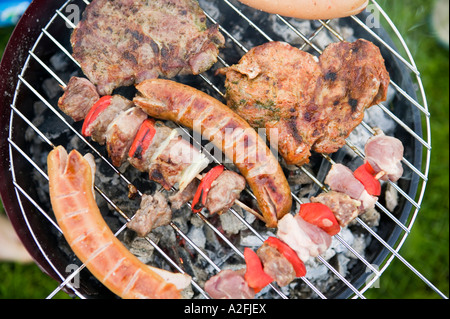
[237,0,368,20]
[133,79,292,227]
[47,146,187,299]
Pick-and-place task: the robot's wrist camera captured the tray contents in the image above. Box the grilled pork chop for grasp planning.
[71,0,225,95]
[219,40,390,166]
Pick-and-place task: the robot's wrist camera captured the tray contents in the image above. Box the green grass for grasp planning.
[362,0,449,299]
[0,1,448,299]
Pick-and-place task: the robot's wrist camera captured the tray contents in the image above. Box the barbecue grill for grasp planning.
[0,0,447,299]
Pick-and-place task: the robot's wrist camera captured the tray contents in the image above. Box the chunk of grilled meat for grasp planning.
[364,129,404,182]
[168,179,200,210]
[311,191,361,227]
[219,40,390,166]
[71,0,225,95]
[105,107,147,167]
[256,243,296,287]
[58,77,99,122]
[127,192,172,237]
[205,170,246,215]
[89,95,134,145]
[204,269,255,299]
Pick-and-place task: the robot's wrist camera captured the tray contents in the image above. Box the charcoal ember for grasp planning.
[219,206,248,235]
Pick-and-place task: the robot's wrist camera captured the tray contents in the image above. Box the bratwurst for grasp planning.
[237,0,369,20]
[48,146,189,299]
[133,79,292,227]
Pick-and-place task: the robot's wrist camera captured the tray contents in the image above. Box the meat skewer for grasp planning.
[364,129,405,183]
[71,0,225,95]
[317,128,404,227]
[204,130,406,298]
[57,77,259,227]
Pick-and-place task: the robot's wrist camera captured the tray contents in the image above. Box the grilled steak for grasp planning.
[71,0,225,95]
[219,39,390,166]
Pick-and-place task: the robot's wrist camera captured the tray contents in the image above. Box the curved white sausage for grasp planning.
[237,0,369,20]
[48,146,188,299]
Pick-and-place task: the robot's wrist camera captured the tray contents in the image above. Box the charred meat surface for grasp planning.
[128,121,173,172]
[71,0,225,95]
[311,191,361,227]
[105,107,148,167]
[148,132,209,191]
[57,77,99,121]
[219,40,390,166]
[256,243,296,287]
[168,179,200,210]
[127,192,172,237]
[89,95,133,145]
[205,170,246,215]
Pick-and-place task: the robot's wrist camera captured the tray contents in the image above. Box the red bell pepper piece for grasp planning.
[362,161,376,175]
[264,237,306,277]
[299,203,341,236]
[191,165,224,213]
[243,248,273,293]
[128,119,156,159]
[354,163,381,196]
[82,96,112,137]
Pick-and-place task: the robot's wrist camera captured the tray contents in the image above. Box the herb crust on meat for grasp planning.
[71,0,225,95]
[219,40,390,166]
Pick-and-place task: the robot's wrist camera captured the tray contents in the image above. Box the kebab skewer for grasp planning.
[58,77,263,235]
[204,129,405,298]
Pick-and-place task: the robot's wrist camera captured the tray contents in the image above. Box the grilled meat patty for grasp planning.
[219,40,390,166]
[71,0,225,95]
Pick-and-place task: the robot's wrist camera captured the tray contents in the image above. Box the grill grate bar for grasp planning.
[217,0,429,121]
[17,75,142,196]
[204,9,431,172]
[40,16,364,301]
[298,156,447,298]
[11,182,86,299]
[13,48,294,298]
[358,120,428,181]
[349,14,419,76]
[200,3,428,234]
